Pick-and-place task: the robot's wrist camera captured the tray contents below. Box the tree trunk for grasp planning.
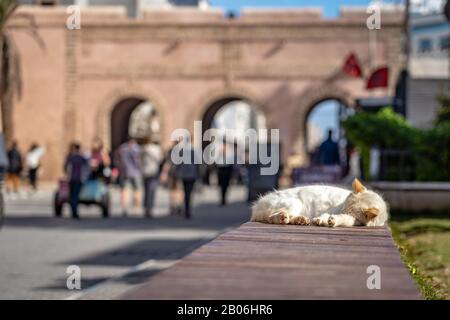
[1,82,13,144]
[0,35,3,134]
[0,35,13,144]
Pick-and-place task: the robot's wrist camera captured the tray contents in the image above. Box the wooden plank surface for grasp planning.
[122,222,421,299]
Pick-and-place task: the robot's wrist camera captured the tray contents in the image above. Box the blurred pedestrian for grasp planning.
[140,137,163,218]
[88,137,110,180]
[6,140,23,195]
[25,143,45,193]
[319,129,340,166]
[0,134,8,183]
[0,134,7,227]
[173,141,201,219]
[116,138,141,216]
[160,142,183,216]
[64,143,88,219]
[216,141,234,206]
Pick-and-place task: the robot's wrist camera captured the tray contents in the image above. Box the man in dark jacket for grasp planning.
[174,144,201,219]
[65,143,88,219]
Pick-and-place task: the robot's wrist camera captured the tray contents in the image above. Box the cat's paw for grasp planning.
[312,216,328,226]
[277,211,290,224]
[269,211,290,224]
[311,217,320,226]
[327,215,336,227]
[292,216,310,226]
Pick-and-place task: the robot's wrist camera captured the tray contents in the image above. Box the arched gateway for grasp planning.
[8,6,405,179]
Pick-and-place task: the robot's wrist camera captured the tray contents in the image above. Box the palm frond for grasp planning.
[0,0,19,31]
[0,1,46,141]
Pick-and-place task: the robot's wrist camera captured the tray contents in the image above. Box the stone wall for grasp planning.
[371,182,450,211]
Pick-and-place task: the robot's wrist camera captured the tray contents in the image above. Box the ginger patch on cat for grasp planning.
[364,208,379,220]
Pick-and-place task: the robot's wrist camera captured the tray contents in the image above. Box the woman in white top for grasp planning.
[26,143,45,192]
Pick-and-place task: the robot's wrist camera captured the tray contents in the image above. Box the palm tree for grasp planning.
[0,0,19,141]
[0,0,43,143]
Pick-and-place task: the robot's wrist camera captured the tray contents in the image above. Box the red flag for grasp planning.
[342,53,362,77]
[366,67,389,89]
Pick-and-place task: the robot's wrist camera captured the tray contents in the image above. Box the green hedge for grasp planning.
[342,107,450,182]
[416,122,450,181]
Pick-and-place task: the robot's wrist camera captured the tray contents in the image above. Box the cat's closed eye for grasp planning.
[363,208,379,220]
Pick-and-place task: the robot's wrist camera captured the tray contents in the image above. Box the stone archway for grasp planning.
[95,87,167,151]
[110,97,146,152]
[185,86,268,148]
[290,84,354,160]
[201,96,267,150]
[189,87,267,128]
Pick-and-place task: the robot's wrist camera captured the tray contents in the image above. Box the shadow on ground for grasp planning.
[36,237,212,293]
[3,201,252,232]
[60,239,205,267]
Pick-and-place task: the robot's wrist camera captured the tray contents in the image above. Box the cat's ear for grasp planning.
[352,178,366,193]
[364,208,379,220]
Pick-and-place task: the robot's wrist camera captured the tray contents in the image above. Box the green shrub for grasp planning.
[436,94,450,124]
[342,107,419,180]
[416,122,450,181]
[342,107,450,182]
[342,107,418,149]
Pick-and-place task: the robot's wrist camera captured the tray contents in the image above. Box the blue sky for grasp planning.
[308,101,340,143]
[210,0,372,18]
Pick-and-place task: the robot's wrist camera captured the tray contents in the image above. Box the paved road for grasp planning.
[0,183,251,299]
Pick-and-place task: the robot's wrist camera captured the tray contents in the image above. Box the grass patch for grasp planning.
[389,209,450,300]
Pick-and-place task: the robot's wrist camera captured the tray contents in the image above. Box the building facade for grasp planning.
[19,0,208,17]
[407,10,450,127]
[7,5,405,179]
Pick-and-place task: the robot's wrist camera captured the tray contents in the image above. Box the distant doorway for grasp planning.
[110,98,160,152]
[201,96,267,172]
[200,96,269,192]
[202,96,266,149]
[305,99,353,166]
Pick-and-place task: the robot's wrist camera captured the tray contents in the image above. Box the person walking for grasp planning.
[160,142,183,216]
[140,137,163,218]
[116,138,142,216]
[88,137,110,180]
[64,143,88,219]
[25,143,45,193]
[6,141,23,195]
[173,143,201,219]
[216,141,234,206]
[0,134,8,227]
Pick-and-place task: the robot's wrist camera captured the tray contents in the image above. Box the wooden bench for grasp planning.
[122,222,421,299]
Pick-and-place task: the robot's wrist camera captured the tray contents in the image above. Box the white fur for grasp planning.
[251,181,388,227]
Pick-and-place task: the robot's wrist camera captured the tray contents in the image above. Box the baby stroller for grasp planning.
[53,178,110,218]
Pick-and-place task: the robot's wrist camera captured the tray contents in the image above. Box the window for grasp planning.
[439,36,449,51]
[418,38,433,54]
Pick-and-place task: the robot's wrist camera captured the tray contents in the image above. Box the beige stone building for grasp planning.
[6,5,405,179]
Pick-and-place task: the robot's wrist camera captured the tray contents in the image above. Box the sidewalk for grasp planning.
[1,184,252,299]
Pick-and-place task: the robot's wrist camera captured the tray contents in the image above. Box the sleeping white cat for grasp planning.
[251,178,388,227]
